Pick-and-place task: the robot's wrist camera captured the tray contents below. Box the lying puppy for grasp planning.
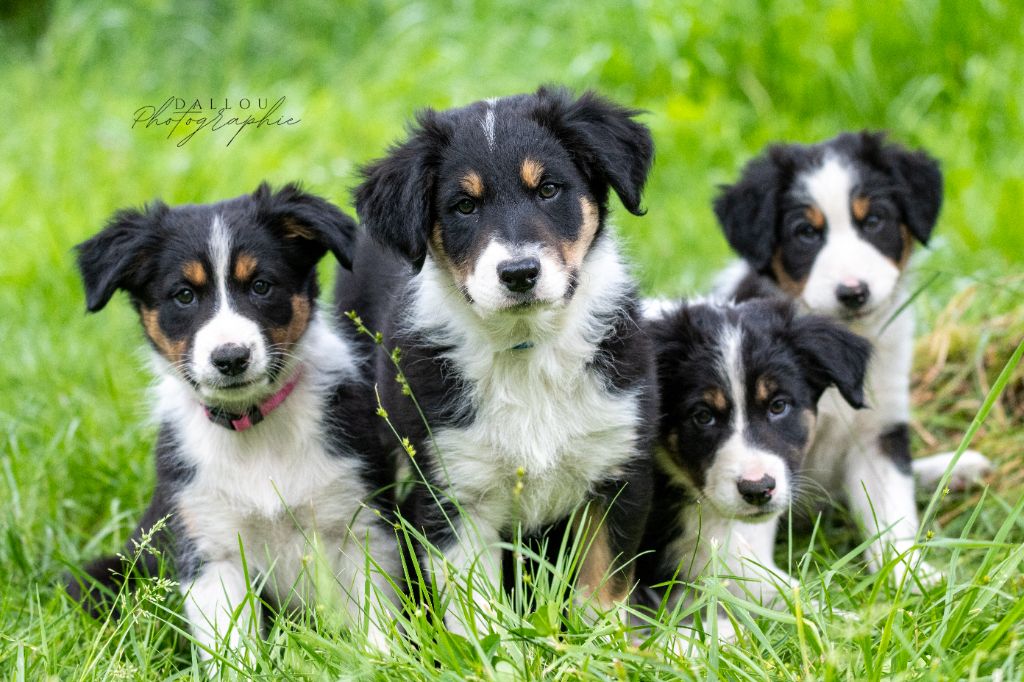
[335,87,656,633]
[68,184,399,659]
[637,298,869,638]
[712,132,991,584]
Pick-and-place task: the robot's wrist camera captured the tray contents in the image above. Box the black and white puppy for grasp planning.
[335,87,657,633]
[712,132,991,584]
[68,184,399,658]
[636,298,870,636]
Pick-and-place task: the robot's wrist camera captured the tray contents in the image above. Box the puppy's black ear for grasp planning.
[872,133,943,245]
[257,182,357,270]
[354,110,450,272]
[787,313,872,409]
[713,146,793,272]
[76,203,166,312]
[532,86,654,215]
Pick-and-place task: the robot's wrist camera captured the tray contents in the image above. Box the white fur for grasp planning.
[411,235,641,606]
[190,216,270,406]
[155,315,398,657]
[913,450,992,491]
[798,158,902,318]
[464,240,571,315]
[482,98,497,151]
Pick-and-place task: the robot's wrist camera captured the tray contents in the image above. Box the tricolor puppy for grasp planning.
[336,87,656,633]
[713,132,991,585]
[68,184,399,658]
[636,298,870,634]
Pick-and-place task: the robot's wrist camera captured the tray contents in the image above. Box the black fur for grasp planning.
[713,131,943,277]
[66,185,388,620]
[636,298,870,585]
[336,87,656,607]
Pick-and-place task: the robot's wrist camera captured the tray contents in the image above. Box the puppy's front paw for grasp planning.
[912,450,993,491]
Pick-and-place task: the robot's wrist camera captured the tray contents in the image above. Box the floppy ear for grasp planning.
[256,182,357,270]
[787,313,872,409]
[354,110,449,272]
[876,134,943,245]
[75,203,166,312]
[531,86,654,215]
[713,146,793,272]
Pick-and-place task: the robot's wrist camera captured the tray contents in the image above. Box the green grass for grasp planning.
[1,0,1023,678]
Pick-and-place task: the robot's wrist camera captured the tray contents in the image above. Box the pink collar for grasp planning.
[202,367,303,432]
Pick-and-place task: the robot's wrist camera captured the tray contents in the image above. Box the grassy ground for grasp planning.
[1,0,1022,679]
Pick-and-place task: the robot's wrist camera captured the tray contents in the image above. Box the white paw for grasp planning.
[912,450,993,491]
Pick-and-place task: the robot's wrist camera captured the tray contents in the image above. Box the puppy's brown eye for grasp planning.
[768,397,791,419]
[538,182,560,199]
[692,407,715,427]
[174,288,195,305]
[251,280,271,296]
[455,198,476,215]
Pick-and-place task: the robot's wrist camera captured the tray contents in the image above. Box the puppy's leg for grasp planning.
[339,518,403,653]
[845,425,939,589]
[432,516,502,638]
[913,450,992,492]
[183,559,260,664]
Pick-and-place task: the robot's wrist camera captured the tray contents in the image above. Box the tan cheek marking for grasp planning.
[269,296,311,349]
[234,253,258,281]
[430,221,470,285]
[851,196,870,222]
[755,376,778,403]
[140,307,186,363]
[895,224,914,270]
[561,196,600,267]
[772,250,807,297]
[520,158,544,189]
[805,205,825,229]
[460,171,484,198]
[182,261,207,287]
[703,388,727,411]
[573,505,630,609]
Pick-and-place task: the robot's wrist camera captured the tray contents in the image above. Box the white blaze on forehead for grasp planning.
[482,98,497,152]
[191,215,268,393]
[718,322,746,435]
[800,155,857,225]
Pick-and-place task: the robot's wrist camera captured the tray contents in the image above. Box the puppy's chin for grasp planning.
[704,493,789,523]
[472,294,564,318]
[196,376,273,409]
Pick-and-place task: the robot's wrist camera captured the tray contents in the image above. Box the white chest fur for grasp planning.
[153,318,377,604]
[414,237,642,532]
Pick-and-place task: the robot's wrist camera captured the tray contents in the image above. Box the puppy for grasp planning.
[68,184,399,659]
[712,132,991,584]
[636,298,870,637]
[335,87,657,633]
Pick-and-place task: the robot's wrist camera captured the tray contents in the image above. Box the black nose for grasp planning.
[497,257,541,293]
[737,475,776,506]
[836,281,870,309]
[211,344,251,377]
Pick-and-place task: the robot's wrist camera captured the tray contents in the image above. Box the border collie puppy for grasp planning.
[335,87,656,633]
[636,298,870,637]
[68,184,399,658]
[712,132,991,584]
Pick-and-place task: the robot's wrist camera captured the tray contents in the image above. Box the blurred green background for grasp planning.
[0,0,1021,675]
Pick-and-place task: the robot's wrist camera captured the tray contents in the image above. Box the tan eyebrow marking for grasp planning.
[852,196,870,221]
[520,158,544,189]
[460,171,484,198]
[233,253,258,281]
[182,260,207,286]
[755,376,778,403]
[703,388,728,411]
[805,205,825,229]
